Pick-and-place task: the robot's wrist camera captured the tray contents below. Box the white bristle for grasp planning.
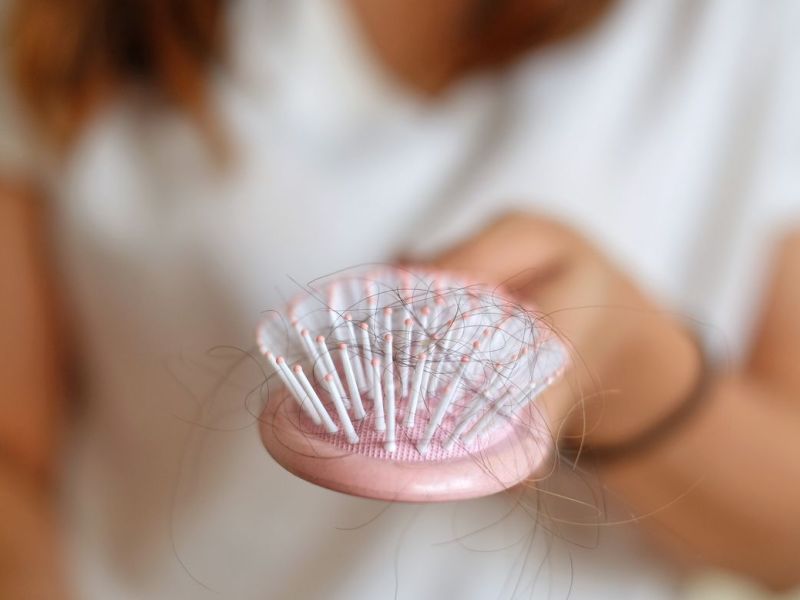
[416,306,431,357]
[444,363,503,450]
[323,374,359,444]
[327,309,339,337]
[405,352,427,428]
[400,318,413,398]
[257,269,566,459]
[383,334,396,452]
[383,307,393,336]
[315,335,347,401]
[294,364,338,433]
[366,282,379,335]
[371,358,385,432]
[268,354,320,425]
[338,344,366,420]
[418,356,470,455]
[360,322,374,394]
[425,334,441,398]
[344,314,368,391]
[299,328,323,377]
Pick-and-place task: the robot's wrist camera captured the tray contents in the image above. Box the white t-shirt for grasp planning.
[2,0,799,598]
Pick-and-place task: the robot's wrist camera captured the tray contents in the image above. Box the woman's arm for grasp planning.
[601,231,800,589]
[0,179,69,598]
[433,213,800,590]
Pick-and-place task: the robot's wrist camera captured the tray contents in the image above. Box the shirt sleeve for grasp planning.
[706,0,800,360]
[751,0,800,230]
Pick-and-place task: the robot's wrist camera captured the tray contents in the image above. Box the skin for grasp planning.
[348,0,577,92]
[432,213,800,589]
[3,192,800,595]
[0,182,68,598]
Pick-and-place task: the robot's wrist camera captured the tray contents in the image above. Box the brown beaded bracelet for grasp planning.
[564,332,713,464]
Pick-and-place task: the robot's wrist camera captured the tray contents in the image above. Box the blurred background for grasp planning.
[1,1,798,599]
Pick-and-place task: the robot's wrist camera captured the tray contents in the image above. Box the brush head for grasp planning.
[257,267,568,502]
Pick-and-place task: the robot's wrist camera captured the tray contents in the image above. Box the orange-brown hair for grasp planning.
[7,0,225,150]
[7,0,611,152]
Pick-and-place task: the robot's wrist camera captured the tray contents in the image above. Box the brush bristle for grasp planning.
[257,267,567,460]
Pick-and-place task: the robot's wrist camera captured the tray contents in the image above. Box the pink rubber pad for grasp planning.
[260,390,554,502]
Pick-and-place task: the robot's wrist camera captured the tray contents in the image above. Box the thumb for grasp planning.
[425,213,576,295]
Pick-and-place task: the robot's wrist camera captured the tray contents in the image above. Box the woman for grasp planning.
[1,0,798,598]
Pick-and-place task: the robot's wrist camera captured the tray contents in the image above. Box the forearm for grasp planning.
[597,371,800,589]
[0,459,68,599]
[593,230,800,588]
[0,181,69,597]
[429,213,799,586]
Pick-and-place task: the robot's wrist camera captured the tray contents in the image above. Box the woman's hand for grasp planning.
[430,212,700,449]
[431,212,800,589]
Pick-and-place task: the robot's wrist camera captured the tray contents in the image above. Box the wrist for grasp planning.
[561,315,702,450]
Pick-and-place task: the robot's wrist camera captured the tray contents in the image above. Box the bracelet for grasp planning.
[565,331,713,464]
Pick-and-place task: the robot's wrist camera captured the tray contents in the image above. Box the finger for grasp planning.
[428,213,576,287]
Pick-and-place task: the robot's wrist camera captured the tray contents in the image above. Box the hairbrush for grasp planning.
[256,267,568,502]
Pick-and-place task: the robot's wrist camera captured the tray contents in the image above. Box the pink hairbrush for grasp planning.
[256,267,568,502]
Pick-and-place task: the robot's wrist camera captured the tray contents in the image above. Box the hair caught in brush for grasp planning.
[167,264,670,598]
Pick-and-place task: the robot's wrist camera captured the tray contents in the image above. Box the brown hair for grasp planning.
[7,0,611,151]
[7,0,225,150]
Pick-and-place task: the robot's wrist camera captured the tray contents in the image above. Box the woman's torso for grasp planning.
[46,0,798,598]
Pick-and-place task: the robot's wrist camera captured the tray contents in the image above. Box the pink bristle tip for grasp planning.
[316,335,325,343]
[293,365,302,373]
[371,358,381,366]
[404,318,413,326]
[276,356,285,364]
[360,322,368,330]
[324,374,333,382]
[339,343,347,350]
[383,307,393,315]
[301,328,309,336]
[384,333,392,341]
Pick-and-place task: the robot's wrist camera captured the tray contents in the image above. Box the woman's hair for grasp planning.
[7,0,611,151]
[7,0,225,149]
